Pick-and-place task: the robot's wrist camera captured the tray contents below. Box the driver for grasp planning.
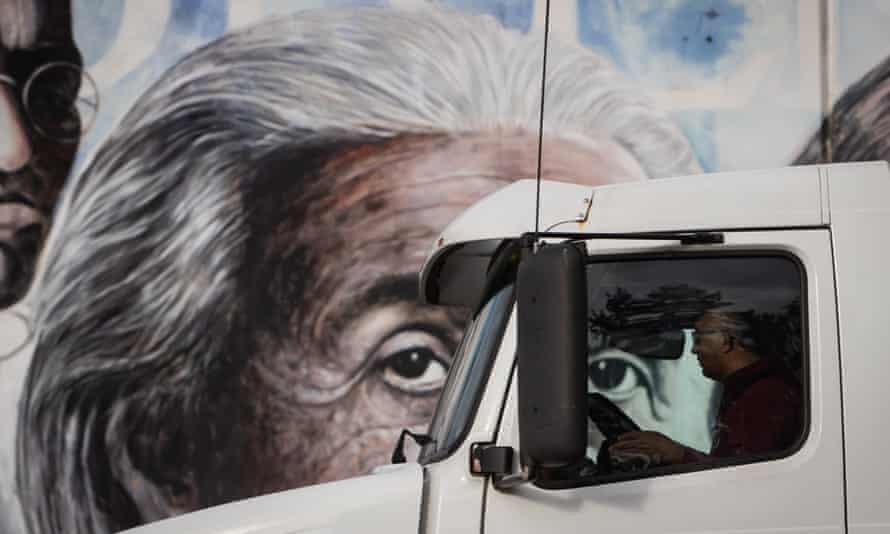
[608,310,803,465]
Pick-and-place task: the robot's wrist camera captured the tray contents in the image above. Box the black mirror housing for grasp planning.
[517,243,588,473]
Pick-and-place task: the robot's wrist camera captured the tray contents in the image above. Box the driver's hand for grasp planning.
[609,431,688,466]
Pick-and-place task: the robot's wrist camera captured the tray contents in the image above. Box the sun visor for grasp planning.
[420,239,508,307]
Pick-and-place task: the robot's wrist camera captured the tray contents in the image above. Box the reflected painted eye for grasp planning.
[376,330,451,395]
[587,350,652,401]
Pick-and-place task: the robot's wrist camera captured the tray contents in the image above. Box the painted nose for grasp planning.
[0,85,32,173]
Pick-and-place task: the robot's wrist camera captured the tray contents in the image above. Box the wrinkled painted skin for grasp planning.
[237,132,645,497]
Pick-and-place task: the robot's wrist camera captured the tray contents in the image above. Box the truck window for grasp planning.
[419,283,515,464]
[585,254,806,477]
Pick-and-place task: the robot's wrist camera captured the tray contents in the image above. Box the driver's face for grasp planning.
[239,130,647,495]
[692,316,726,380]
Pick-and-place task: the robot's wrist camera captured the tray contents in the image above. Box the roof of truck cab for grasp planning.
[427,161,889,251]
[420,161,890,286]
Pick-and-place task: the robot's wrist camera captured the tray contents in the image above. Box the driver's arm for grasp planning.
[609,431,708,466]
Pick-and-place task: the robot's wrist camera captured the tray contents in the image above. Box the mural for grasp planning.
[0,1,888,533]
[0,0,87,309]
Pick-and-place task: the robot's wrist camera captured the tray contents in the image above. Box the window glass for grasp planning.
[419,283,515,463]
[585,254,805,475]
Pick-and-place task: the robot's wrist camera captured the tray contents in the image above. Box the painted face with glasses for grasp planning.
[0,0,94,307]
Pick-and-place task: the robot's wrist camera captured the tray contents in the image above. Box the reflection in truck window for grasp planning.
[585,255,805,472]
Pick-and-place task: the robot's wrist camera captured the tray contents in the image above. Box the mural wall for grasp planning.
[1,1,888,533]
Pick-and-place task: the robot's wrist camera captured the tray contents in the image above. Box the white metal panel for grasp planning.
[422,163,855,286]
[427,179,592,252]
[427,164,890,260]
[430,165,835,254]
[120,463,424,534]
[484,231,844,534]
[585,167,823,233]
[826,160,890,534]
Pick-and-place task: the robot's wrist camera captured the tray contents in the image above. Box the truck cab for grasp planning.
[127,161,890,534]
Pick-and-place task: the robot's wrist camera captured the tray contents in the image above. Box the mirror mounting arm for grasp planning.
[470,443,535,491]
[492,465,534,491]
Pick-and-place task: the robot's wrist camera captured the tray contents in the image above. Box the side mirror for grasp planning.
[517,243,588,480]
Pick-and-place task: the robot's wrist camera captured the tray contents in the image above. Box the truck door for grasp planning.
[484,230,845,534]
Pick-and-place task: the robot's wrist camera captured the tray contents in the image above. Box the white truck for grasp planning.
[126,161,890,534]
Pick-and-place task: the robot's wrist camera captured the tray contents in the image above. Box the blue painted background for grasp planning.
[71,0,890,175]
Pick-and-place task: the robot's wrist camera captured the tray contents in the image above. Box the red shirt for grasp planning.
[709,358,803,458]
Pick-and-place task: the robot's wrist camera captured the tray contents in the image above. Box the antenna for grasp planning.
[534,0,551,245]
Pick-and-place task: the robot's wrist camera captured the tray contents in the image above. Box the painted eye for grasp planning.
[587,349,652,401]
[376,330,451,395]
[381,348,448,393]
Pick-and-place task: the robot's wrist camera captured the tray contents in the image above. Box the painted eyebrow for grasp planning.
[329,273,422,331]
[354,273,419,310]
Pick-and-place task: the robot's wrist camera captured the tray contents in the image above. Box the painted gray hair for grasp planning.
[0,0,43,49]
[19,6,700,533]
[795,55,890,165]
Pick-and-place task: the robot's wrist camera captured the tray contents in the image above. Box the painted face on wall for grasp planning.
[238,131,647,494]
[18,8,705,532]
[0,0,83,307]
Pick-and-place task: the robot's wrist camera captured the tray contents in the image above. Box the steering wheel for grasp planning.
[587,392,645,474]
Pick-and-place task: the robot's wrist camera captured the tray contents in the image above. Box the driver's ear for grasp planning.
[721,334,735,353]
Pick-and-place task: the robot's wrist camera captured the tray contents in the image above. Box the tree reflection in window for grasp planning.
[588,283,731,360]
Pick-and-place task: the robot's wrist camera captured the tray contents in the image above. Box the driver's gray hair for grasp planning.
[702,311,760,352]
[18,6,700,534]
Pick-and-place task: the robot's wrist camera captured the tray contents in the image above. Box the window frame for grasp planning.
[419,283,516,465]
[578,247,811,485]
